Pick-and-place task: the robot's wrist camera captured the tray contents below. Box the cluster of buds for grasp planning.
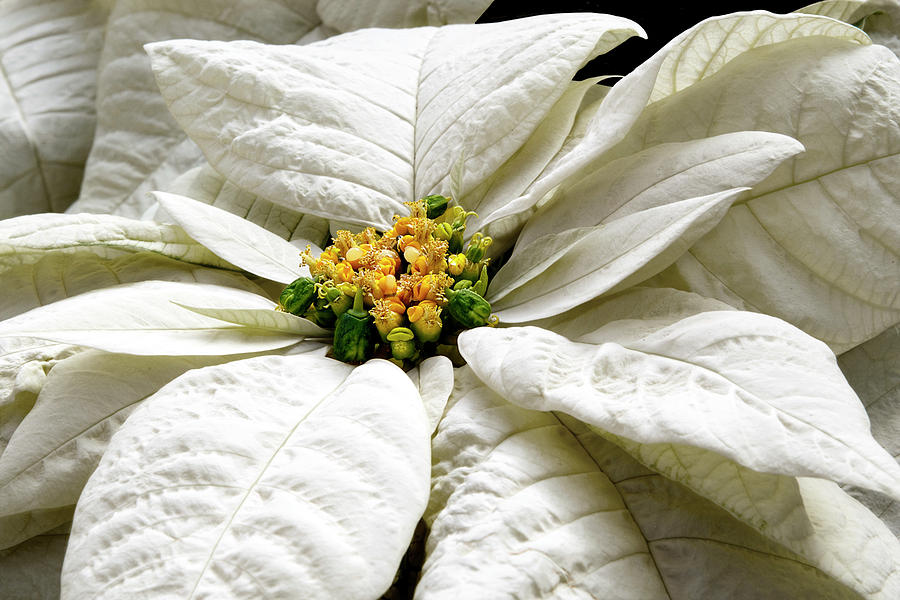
[277,195,497,366]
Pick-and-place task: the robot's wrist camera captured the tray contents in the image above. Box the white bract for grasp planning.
[0,6,899,600]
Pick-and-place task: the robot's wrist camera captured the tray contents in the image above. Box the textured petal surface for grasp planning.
[147,14,642,227]
[163,164,330,249]
[154,191,305,283]
[488,189,743,322]
[488,11,869,225]
[0,0,107,217]
[515,131,804,249]
[62,356,430,600]
[0,251,264,322]
[459,315,900,499]
[619,34,900,351]
[839,323,900,535]
[407,355,454,434]
[0,338,78,457]
[67,0,321,217]
[0,280,306,355]
[422,369,898,599]
[0,213,236,273]
[0,352,237,548]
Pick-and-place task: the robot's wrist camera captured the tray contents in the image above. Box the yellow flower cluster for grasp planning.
[282,195,496,365]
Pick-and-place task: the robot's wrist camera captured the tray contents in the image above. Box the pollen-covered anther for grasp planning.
[334,230,356,256]
[412,273,452,303]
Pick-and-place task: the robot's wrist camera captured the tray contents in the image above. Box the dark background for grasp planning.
[477,2,811,81]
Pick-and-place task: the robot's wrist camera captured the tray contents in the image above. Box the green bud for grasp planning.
[332,288,373,364]
[433,222,453,241]
[279,277,317,315]
[465,232,492,264]
[422,194,450,219]
[390,339,417,360]
[472,265,489,297]
[328,290,353,317]
[448,230,464,254]
[445,288,492,329]
[453,279,473,290]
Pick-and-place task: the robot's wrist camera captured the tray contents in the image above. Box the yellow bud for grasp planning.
[344,246,365,268]
[448,254,467,276]
[403,245,421,264]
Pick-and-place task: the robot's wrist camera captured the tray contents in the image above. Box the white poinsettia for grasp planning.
[1,9,899,600]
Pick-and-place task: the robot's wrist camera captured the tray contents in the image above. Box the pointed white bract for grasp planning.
[0,351,238,549]
[459,312,900,499]
[0,251,264,322]
[483,11,869,226]
[147,14,643,227]
[153,191,307,284]
[488,189,745,322]
[163,164,330,249]
[424,370,900,599]
[0,213,236,273]
[514,131,804,248]
[62,356,430,600]
[0,281,309,356]
[618,33,900,350]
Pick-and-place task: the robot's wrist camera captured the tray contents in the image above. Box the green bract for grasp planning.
[0,5,898,600]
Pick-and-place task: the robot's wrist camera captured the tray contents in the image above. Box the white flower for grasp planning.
[1,7,899,599]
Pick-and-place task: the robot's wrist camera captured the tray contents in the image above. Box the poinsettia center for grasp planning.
[277,196,497,366]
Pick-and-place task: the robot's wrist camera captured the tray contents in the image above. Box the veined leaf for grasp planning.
[488,189,744,322]
[0,338,79,457]
[0,280,307,356]
[0,351,244,549]
[484,11,869,225]
[423,373,899,599]
[0,251,267,322]
[153,191,306,284]
[163,163,329,249]
[463,78,607,245]
[62,355,430,599]
[0,0,107,218]
[0,213,236,273]
[838,324,900,535]
[611,34,900,351]
[458,314,900,499]
[476,289,815,543]
[146,14,643,227]
[514,131,804,249]
[173,303,328,337]
[67,0,322,217]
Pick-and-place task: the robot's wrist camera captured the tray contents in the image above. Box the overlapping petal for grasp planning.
[62,355,430,599]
